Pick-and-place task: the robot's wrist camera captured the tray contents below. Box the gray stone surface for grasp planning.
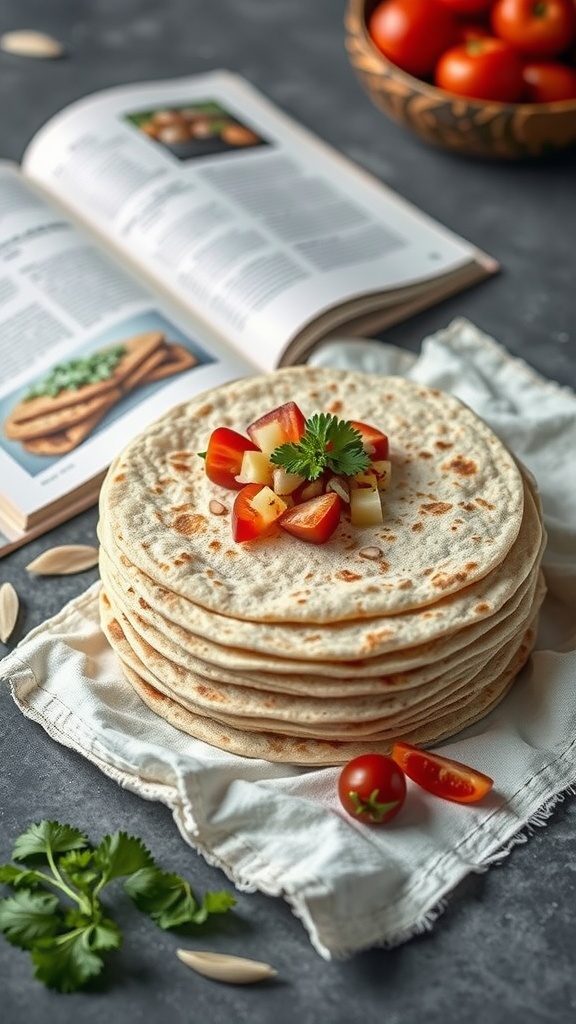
[0,1,575,1021]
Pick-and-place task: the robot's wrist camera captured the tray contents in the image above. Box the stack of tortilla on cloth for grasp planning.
[97,366,546,766]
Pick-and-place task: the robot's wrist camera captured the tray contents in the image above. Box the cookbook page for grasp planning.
[22,71,490,373]
[0,162,252,533]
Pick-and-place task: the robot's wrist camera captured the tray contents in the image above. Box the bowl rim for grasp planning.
[347,0,576,114]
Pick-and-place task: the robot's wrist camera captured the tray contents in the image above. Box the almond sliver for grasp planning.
[26,544,99,576]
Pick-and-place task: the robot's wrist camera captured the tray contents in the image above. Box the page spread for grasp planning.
[23,71,494,372]
[0,163,252,550]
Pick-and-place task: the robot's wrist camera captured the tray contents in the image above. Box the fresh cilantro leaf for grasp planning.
[12,821,89,862]
[93,832,154,882]
[0,890,61,948]
[31,930,105,993]
[270,412,370,481]
[0,820,236,993]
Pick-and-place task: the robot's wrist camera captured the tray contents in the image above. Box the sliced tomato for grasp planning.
[391,741,493,804]
[231,483,287,542]
[246,401,306,455]
[349,420,389,460]
[279,492,342,544]
[204,426,259,490]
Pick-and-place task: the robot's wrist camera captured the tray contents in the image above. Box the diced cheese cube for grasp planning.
[350,487,384,526]
[250,486,288,526]
[235,450,273,486]
[371,459,392,491]
[272,466,305,495]
[351,469,379,490]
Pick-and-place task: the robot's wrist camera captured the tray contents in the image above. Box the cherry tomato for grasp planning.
[246,400,306,455]
[437,0,492,13]
[491,0,576,58]
[204,426,259,490]
[349,420,389,460]
[231,483,286,542]
[522,59,576,99]
[368,0,458,79]
[279,491,342,544]
[338,753,407,825]
[391,741,494,804]
[435,37,526,101]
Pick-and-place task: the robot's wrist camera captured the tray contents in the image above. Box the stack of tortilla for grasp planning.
[4,332,196,456]
[97,366,546,765]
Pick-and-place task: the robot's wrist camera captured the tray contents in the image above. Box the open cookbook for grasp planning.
[0,70,497,556]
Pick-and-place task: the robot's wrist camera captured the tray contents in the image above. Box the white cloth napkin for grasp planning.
[2,318,576,960]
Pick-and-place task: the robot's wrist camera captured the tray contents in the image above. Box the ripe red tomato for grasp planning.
[368,0,458,79]
[391,741,494,804]
[279,491,341,544]
[435,37,526,101]
[246,400,306,455]
[338,753,407,825]
[349,420,389,460]
[438,0,492,13]
[522,59,576,100]
[231,483,286,542]
[204,426,258,490]
[491,0,576,58]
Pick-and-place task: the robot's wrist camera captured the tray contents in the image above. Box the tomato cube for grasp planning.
[204,427,259,490]
[349,420,389,461]
[232,484,287,542]
[279,491,341,544]
[247,401,306,455]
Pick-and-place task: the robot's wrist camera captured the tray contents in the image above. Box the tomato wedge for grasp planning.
[349,420,389,460]
[391,741,493,804]
[247,401,306,455]
[231,483,287,542]
[204,426,258,490]
[279,492,341,544]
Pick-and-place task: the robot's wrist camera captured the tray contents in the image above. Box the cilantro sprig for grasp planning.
[270,412,370,481]
[0,820,235,993]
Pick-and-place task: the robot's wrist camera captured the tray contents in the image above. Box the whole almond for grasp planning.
[26,544,99,576]
[176,948,277,984]
[0,30,65,59]
[0,582,19,643]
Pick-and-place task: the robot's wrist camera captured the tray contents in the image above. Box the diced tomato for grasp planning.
[231,483,287,542]
[279,492,341,544]
[349,420,389,460]
[204,427,259,490]
[247,401,306,455]
[391,741,494,804]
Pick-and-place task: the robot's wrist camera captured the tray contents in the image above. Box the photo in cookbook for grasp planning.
[125,99,270,162]
[0,309,214,477]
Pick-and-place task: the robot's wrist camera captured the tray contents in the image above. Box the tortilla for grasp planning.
[99,367,526,624]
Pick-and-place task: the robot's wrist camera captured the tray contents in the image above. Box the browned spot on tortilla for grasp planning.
[171,503,194,513]
[475,602,490,613]
[443,456,477,476]
[418,451,433,459]
[420,501,453,515]
[475,497,495,510]
[377,562,391,574]
[108,618,124,642]
[101,592,111,608]
[173,512,207,536]
[363,629,394,652]
[336,570,362,582]
[114,472,126,482]
[209,540,221,551]
[196,683,226,703]
[467,562,479,571]
[158,563,170,572]
[151,485,164,495]
[225,549,238,557]
[304,572,314,581]
[431,569,471,590]
[170,462,189,473]
[171,451,191,459]
[141,542,149,549]
[365,585,380,594]
[459,502,477,513]
[173,558,185,566]
[206,569,214,578]
[138,597,151,610]
[212,580,224,587]
[326,399,343,414]
[127,587,135,595]
[471,535,482,542]
[142,681,167,703]
[196,403,213,417]
[435,440,453,450]
[412,522,424,532]
[120,555,131,568]
[297,598,307,604]
[398,580,413,590]
[154,511,164,522]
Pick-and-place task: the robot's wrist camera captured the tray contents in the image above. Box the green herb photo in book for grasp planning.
[0,70,497,557]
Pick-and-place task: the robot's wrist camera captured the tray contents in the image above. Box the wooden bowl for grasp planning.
[345,0,576,160]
